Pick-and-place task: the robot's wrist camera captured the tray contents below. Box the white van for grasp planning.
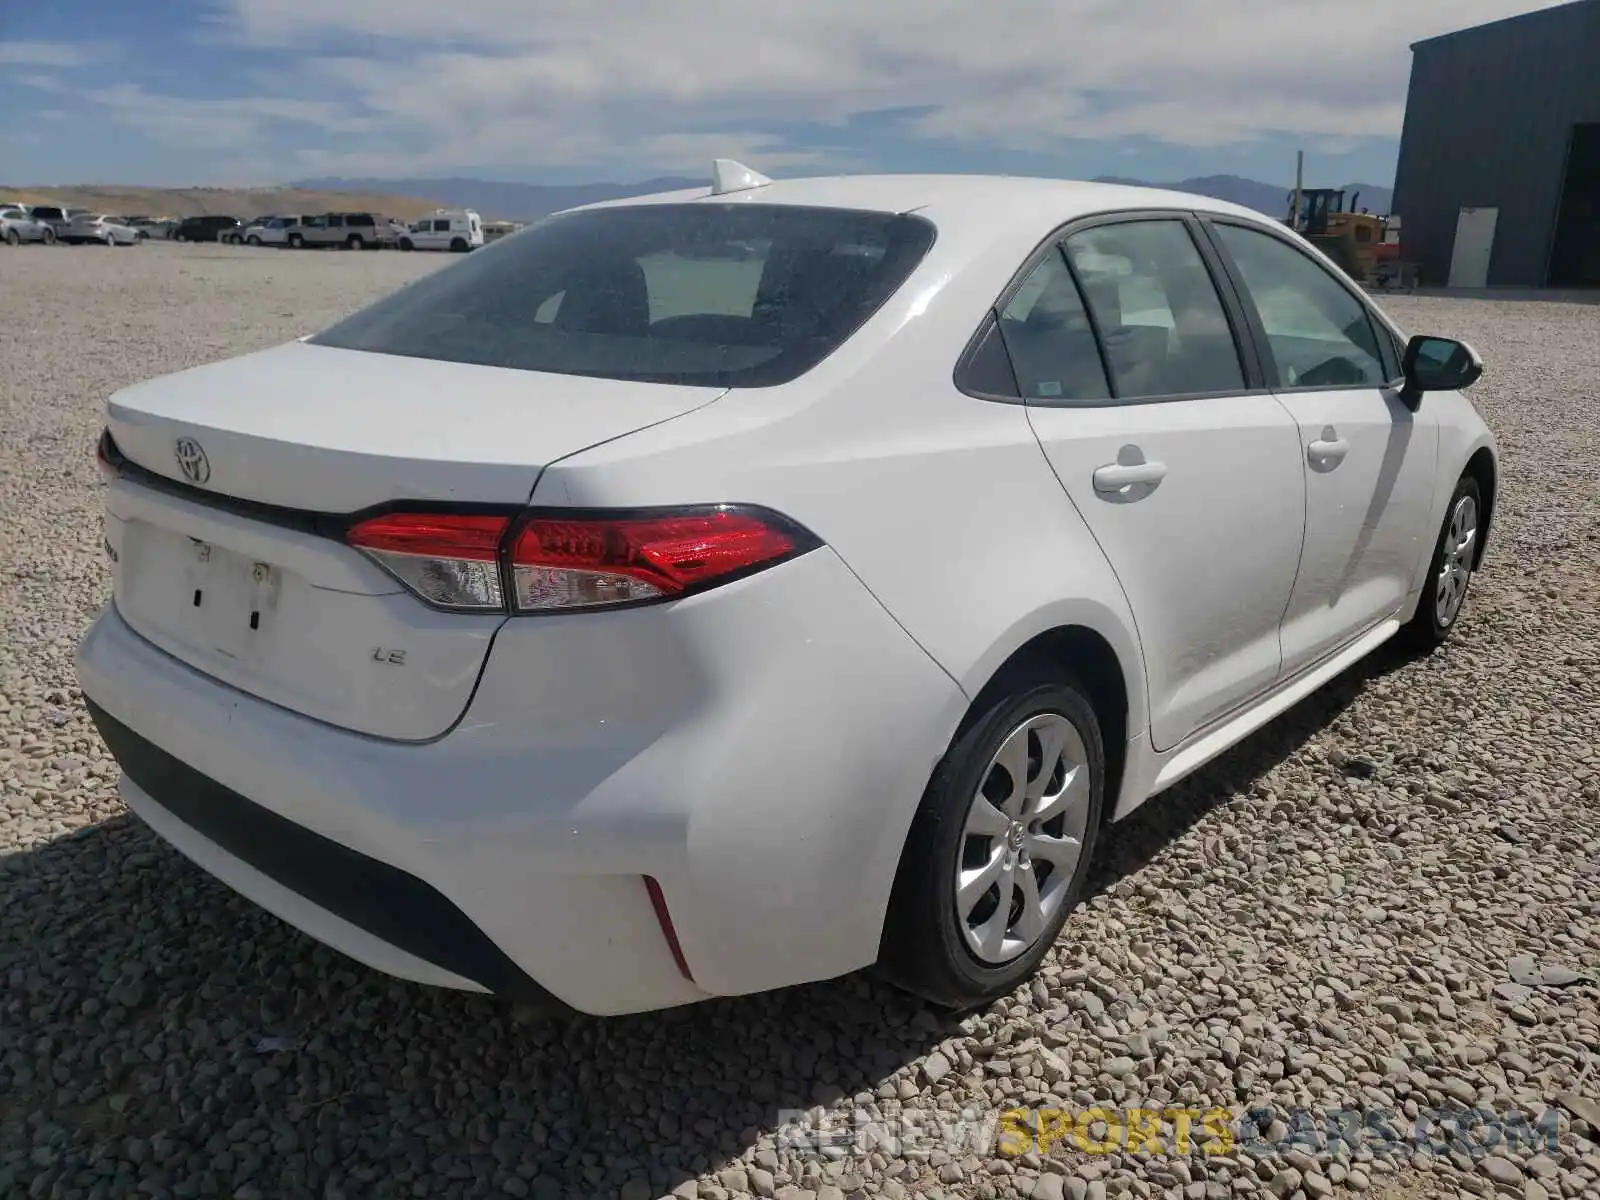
[398,209,483,252]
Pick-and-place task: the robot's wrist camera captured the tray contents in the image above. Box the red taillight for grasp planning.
[508,509,803,612]
[344,505,814,614]
[347,512,511,611]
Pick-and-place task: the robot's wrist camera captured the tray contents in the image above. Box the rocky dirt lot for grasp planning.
[2,242,1598,1200]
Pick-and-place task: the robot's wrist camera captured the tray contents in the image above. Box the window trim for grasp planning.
[1199,215,1407,392]
[953,208,1273,408]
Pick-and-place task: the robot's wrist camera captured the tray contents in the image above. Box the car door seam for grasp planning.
[1019,408,1156,734]
[1265,389,1315,642]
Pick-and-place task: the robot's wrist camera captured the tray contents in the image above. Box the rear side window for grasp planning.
[1063,220,1245,399]
[310,203,937,387]
[994,250,1110,402]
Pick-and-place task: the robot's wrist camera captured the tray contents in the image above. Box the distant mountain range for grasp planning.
[291,172,1394,223]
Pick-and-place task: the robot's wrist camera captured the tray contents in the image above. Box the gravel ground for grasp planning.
[2,242,1598,1200]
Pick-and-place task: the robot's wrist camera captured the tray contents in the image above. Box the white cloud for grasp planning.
[85,1,1576,176]
[0,40,117,67]
[86,83,368,148]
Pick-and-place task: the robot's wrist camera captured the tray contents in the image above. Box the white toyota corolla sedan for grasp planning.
[77,161,1496,1016]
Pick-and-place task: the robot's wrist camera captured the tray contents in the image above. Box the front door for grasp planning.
[1012,216,1306,752]
[1207,219,1440,676]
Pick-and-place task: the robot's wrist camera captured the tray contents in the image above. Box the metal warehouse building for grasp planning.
[1393,0,1600,288]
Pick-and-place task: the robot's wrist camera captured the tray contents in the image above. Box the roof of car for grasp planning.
[565,173,1271,229]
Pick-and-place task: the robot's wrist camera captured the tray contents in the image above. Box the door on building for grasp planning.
[1548,123,1600,287]
[1448,207,1498,287]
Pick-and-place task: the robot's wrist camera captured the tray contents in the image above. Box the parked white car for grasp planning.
[78,162,1497,1017]
[0,205,57,245]
[63,214,141,246]
[398,208,483,252]
[123,217,174,240]
[251,216,305,247]
[225,216,272,245]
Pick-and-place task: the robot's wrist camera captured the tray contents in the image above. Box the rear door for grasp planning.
[1007,213,1306,752]
[1203,218,1439,676]
[304,215,335,246]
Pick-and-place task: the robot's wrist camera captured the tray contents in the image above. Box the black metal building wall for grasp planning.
[1393,0,1600,287]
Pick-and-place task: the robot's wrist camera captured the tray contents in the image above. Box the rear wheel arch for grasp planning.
[960,625,1131,830]
[1462,447,1496,569]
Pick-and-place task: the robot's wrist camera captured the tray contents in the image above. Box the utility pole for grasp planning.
[1291,150,1304,232]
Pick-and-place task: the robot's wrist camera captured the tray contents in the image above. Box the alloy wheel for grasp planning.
[1434,494,1478,627]
[956,713,1091,964]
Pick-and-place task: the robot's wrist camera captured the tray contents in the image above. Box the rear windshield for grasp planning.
[309,203,937,387]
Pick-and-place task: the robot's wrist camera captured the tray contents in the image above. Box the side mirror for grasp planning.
[1401,335,1483,406]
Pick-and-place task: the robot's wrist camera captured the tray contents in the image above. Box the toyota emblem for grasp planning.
[174,437,211,485]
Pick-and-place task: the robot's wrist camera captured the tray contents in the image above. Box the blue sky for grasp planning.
[0,0,1571,189]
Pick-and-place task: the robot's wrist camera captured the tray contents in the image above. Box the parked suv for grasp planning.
[292,212,385,250]
[173,216,243,243]
[254,216,307,247]
[1,205,57,245]
[25,205,87,237]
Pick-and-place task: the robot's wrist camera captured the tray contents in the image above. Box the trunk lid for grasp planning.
[103,341,723,740]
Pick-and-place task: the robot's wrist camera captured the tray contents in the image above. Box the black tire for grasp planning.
[247,235,261,246]
[4,228,18,247]
[346,234,364,250]
[175,231,188,242]
[136,230,148,241]
[877,667,1105,1010]
[288,233,304,249]
[450,237,468,252]
[41,227,56,245]
[399,238,414,252]
[1401,473,1483,652]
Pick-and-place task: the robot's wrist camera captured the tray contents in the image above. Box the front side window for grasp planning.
[1210,222,1387,389]
[994,249,1110,402]
[310,203,937,387]
[1063,220,1244,399]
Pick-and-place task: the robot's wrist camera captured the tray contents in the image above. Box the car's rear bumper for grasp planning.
[76,548,965,1015]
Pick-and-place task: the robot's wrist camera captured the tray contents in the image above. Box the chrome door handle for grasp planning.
[1092,460,1168,492]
